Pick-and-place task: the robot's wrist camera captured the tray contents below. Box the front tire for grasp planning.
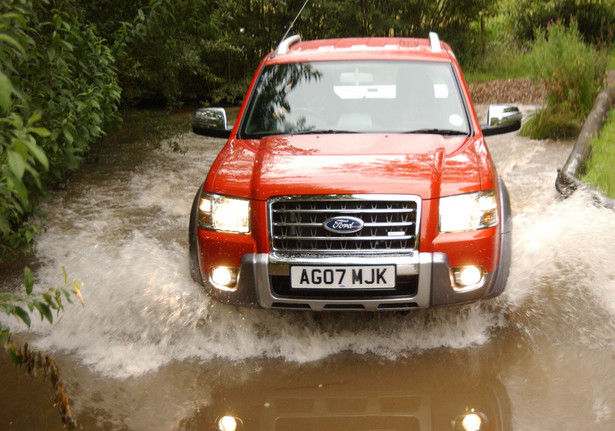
[189,185,204,285]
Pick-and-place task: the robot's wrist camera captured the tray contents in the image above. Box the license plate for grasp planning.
[290,265,396,289]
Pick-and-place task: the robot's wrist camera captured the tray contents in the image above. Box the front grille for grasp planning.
[269,195,420,254]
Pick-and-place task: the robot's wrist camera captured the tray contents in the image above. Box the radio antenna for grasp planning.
[279,0,309,45]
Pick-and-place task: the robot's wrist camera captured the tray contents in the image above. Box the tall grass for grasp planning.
[463,14,533,83]
[583,109,615,199]
[520,21,608,139]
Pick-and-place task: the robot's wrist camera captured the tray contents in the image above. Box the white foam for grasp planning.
[5,128,615,380]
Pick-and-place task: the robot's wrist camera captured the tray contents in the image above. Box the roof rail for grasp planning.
[276,34,301,55]
[428,32,441,53]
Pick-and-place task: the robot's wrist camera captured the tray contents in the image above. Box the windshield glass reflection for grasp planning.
[241,61,469,138]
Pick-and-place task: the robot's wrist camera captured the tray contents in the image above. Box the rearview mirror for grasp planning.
[191,107,231,138]
[481,104,522,136]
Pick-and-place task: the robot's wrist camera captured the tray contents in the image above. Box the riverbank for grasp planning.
[468,70,615,105]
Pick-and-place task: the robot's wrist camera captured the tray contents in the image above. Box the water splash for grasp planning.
[6,125,615,381]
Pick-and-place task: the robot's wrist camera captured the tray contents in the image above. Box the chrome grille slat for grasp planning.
[272,208,416,214]
[269,195,420,254]
[274,221,415,228]
[273,235,416,241]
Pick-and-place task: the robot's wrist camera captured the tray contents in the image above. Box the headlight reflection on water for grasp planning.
[452,409,486,431]
[217,415,238,431]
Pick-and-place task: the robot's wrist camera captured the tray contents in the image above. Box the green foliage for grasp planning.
[0,0,121,258]
[520,21,607,139]
[505,0,615,45]
[583,109,615,199]
[463,11,534,82]
[216,0,498,80]
[0,267,83,349]
[88,0,237,106]
[0,266,80,429]
[79,0,498,105]
[520,108,582,140]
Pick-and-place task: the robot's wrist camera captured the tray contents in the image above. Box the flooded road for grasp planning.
[2,106,615,430]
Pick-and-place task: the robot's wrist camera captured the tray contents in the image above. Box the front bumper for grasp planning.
[194,179,512,311]
[201,249,506,311]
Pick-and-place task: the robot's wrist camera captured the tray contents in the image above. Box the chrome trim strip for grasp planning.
[272,235,416,242]
[271,250,415,256]
[272,208,416,214]
[271,194,422,202]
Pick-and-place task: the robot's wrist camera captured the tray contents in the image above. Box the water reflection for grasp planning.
[179,353,511,431]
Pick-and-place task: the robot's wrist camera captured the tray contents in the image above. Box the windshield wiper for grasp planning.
[404,128,468,136]
[292,129,359,135]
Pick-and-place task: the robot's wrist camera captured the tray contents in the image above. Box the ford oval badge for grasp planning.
[323,216,364,234]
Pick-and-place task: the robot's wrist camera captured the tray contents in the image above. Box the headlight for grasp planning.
[198,193,250,233]
[439,190,498,233]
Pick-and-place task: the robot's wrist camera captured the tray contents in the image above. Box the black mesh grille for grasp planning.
[269,196,420,254]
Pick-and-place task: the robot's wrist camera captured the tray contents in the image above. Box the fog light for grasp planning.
[218,416,237,431]
[455,266,483,287]
[210,267,238,289]
[462,413,482,431]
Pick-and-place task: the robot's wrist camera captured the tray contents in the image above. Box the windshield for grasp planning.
[240,60,469,138]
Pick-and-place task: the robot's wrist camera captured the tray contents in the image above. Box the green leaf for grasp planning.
[0,293,17,303]
[23,139,49,170]
[0,71,14,111]
[8,347,18,366]
[62,128,74,144]
[0,212,9,235]
[42,293,53,306]
[26,112,42,126]
[5,170,28,205]
[33,301,53,323]
[13,139,29,159]
[13,306,31,327]
[24,165,42,189]
[0,325,9,346]
[24,267,34,295]
[30,127,50,137]
[0,33,25,55]
[7,151,26,180]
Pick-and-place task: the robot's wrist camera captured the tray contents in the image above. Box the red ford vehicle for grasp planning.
[189,33,521,311]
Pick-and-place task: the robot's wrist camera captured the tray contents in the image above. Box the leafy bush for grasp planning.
[506,0,615,45]
[103,0,498,105]
[91,0,239,106]
[0,0,121,258]
[520,20,607,139]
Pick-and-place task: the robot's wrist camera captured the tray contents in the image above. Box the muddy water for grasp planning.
[2,106,615,430]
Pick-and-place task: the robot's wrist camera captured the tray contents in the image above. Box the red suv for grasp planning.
[189,33,521,311]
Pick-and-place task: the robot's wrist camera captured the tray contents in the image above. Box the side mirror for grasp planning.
[481,104,522,136]
[191,107,231,138]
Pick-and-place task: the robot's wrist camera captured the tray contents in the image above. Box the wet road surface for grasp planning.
[2,106,615,430]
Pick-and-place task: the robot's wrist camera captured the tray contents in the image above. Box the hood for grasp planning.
[209,134,482,200]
